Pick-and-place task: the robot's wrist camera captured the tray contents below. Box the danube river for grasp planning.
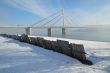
[0,25,110,42]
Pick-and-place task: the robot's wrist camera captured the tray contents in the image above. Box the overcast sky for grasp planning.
[0,0,110,25]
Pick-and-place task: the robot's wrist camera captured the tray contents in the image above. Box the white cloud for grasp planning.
[5,0,53,18]
[88,5,110,25]
[71,4,110,25]
[2,0,110,25]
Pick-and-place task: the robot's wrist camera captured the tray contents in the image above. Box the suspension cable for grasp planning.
[31,10,61,27]
[40,12,62,26]
[65,16,73,26]
[39,12,61,26]
[65,11,81,25]
[48,14,62,26]
[64,13,75,26]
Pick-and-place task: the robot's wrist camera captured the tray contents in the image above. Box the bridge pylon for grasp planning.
[25,27,31,35]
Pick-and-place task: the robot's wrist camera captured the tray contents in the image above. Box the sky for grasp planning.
[0,0,110,26]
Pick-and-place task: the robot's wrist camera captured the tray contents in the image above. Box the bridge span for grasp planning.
[0,26,86,37]
[0,10,87,37]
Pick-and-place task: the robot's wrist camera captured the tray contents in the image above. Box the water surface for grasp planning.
[0,26,110,42]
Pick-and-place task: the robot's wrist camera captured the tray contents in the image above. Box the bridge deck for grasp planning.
[0,26,86,28]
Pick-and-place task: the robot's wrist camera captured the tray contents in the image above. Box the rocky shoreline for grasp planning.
[0,34,93,65]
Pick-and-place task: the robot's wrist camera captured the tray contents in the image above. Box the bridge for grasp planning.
[0,9,86,37]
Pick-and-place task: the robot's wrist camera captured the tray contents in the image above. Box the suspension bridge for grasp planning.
[0,9,85,37]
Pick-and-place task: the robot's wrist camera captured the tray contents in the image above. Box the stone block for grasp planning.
[57,40,71,56]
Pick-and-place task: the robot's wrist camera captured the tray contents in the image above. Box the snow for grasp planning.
[0,36,110,73]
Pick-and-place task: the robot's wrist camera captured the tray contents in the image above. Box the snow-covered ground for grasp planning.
[0,36,110,73]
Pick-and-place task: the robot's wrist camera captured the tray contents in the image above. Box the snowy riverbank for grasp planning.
[0,36,110,73]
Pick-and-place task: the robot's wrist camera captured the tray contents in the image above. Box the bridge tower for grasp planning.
[62,7,66,38]
[25,27,31,35]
